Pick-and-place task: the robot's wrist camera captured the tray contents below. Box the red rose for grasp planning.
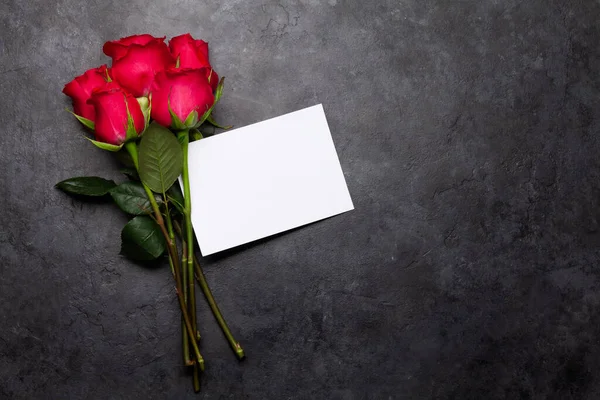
[169,34,219,91]
[62,65,109,121]
[150,68,214,128]
[103,34,158,60]
[104,35,175,97]
[87,82,145,145]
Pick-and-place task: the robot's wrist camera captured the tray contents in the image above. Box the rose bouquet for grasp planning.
[58,34,243,392]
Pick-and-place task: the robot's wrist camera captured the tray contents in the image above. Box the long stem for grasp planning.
[164,209,192,366]
[180,216,190,365]
[195,254,245,359]
[161,188,192,365]
[178,131,199,354]
[185,220,198,339]
[125,141,204,370]
[174,221,245,360]
[164,204,176,276]
[168,251,205,370]
[193,363,201,392]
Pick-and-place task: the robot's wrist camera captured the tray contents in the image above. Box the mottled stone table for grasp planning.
[1,1,599,398]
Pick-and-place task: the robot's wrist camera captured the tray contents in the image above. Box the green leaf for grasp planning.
[55,176,116,197]
[119,168,139,181]
[110,181,161,215]
[120,216,166,261]
[67,109,95,130]
[86,137,123,152]
[206,115,232,130]
[167,184,185,214]
[138,122,183,194]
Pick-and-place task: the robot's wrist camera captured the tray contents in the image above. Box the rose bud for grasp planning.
[169,33,219,91]
[150,67,214,129]
[62,65,110,121]
[104,35,175,97]
[86,82,145,145]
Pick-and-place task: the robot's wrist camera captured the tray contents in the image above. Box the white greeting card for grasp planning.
[186,104,354,255]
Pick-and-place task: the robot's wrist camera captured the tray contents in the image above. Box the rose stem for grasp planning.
[183,221,198,337]
[193,362,201,392]
[177,131,200,355]
[174,221,245,360]
[125,142,204,370]
[168,202,191,367]
[165,243,190,366]
[164,210,193,366]
[182,240,201,391]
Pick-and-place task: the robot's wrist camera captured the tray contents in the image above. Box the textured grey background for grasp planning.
[1,0,600,399]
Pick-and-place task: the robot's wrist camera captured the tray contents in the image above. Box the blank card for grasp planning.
[186,104,354,256]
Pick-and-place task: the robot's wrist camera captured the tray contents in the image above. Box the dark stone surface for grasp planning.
[1,0,600,398]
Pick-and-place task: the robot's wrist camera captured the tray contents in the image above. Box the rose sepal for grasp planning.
[85,137,123,152]
[67,109,95,130]
[170,107,200,131]
[193,77,224,129]
[125,99,144,142]
[137,95,152,130]
[184,110,199,127]
[168,97,189,130]
[206,115,232,130]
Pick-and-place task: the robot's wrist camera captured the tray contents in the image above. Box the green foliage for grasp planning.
[138,122,183,194]
[55,176,116,197]
[120,216,166,261]
[110,181,161,215]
